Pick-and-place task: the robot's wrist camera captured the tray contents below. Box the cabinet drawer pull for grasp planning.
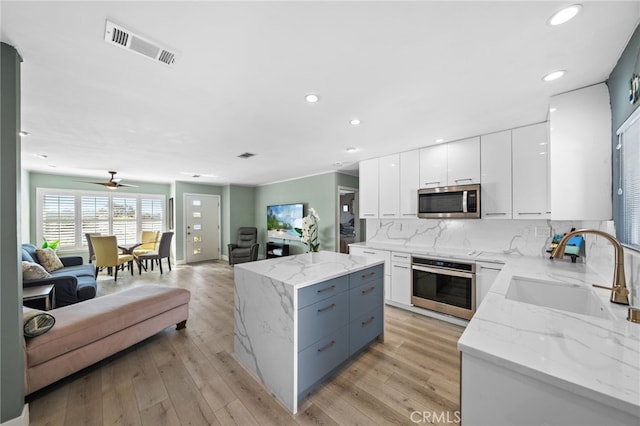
[393,265,409,269]
[316,285,336,294]
[393,255,409,259]
[363,250,376,255]
[454,178,473,183]
[517,212,542,215]
[317,303,336,313]
[485,212,507,216]
[361,286,376,295]
[382,214,395,216]
[424,181,440,186]
[361,316,375,326]
[361,271,375,279]
[317,340,336,352]
[363,214,376,217]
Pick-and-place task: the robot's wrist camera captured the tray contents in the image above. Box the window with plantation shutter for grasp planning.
[37,189,165,251]
[617,107,640,249]
[41,194,76,248]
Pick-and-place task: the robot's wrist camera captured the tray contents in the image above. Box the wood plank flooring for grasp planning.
[27,260,464,425]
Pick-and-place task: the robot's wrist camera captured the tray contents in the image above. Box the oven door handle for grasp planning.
[412,264,474,279]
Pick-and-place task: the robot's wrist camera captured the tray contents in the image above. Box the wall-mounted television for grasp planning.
[267,203,304,241]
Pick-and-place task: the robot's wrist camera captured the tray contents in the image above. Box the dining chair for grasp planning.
[137,232,173,274]
[85,232,101,263]
[133,230,159,257]
[91,235,134,281]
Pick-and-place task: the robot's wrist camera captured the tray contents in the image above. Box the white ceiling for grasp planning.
[2,1,639,187]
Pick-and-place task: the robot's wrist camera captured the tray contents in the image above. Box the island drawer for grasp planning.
[349,277,383,320]
[349,264,384,289]
[349,305,384,356]
[298,326,349,393]
[298,276,349,308]
[298,291,349,351]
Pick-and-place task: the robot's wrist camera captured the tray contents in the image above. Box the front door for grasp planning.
[185,194,220,263]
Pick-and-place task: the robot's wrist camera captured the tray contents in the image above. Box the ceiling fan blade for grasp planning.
[116,183,138,188]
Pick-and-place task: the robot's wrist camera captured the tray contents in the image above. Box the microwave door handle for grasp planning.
[462,190,468,213]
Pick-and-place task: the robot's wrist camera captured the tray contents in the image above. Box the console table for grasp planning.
[233,251,384,414]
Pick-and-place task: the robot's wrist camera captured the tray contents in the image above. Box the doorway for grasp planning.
[185,194,220,263]
[337,186,362,253]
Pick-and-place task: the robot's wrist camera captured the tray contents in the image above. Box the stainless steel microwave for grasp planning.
[417,184,481,219]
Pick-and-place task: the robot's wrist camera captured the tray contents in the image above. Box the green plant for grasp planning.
[41,237,60,251]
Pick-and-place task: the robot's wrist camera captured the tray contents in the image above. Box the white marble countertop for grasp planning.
[350,241,640,416]
[234,251,384,289]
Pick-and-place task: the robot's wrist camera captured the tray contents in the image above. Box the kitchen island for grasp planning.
[233,251,384,414]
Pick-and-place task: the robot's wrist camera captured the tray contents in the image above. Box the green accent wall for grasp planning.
[1,42,24,423]
[254,172,358,256]
[226,185,256,257]
[607,23,640,239]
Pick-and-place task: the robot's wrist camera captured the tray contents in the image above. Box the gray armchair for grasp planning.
[228,227,259,265]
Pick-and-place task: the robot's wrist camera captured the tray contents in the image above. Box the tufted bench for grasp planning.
[24,285,190,395]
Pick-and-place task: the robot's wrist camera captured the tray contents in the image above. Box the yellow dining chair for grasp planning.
[133,230,159,270]
[91,235,134,281]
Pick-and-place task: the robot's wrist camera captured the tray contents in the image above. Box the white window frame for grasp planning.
[36,188,165,251]
[616,106,640,250]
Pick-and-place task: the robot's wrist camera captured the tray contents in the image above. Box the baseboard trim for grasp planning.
[1,404,29,426]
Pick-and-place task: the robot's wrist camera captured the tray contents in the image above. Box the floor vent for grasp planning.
[104,20,177,67]
[238,152,256,159]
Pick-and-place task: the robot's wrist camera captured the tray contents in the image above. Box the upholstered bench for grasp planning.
[24,285,190,395]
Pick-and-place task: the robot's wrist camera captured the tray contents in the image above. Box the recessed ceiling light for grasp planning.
[435,138,444,143]
[350,119,361,126]
[305,94,319,103]
[549,107,557,112]
[346,147,357,153]
[333,162,344,167]
[542,70,566,82]
[19,130,30,137]
[548,4,582,26]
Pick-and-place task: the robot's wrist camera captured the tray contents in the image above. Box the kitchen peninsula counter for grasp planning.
[233,251,384,414]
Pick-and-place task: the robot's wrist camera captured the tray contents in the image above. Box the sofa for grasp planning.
[21,243,97,307]
[24,285,190,395]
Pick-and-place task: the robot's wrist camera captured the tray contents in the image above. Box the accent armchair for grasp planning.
[228,227,259,265]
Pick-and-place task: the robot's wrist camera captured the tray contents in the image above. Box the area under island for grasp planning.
[233,251,385,414]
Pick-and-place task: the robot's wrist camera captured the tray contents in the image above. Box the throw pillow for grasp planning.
[21,261,52,280]
[35,248,64,272]
[23,306,56,338]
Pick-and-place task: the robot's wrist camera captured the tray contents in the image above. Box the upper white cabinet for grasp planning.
[419,144,447,188]
[419,137,480,188]
[447,137,481,186]
[378,154,400,218]
[359,158,379,219]
[400,150,420,217]
[512,123,550,219]
[481,131,512,219]
[550,83,612,220]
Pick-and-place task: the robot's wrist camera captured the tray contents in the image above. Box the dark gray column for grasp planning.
[1,42,24,422]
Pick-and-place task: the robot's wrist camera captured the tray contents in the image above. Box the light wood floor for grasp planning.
[27,260,464,426]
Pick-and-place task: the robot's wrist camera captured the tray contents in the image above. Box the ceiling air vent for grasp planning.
[238,152,256,159]
[104,20,177,67]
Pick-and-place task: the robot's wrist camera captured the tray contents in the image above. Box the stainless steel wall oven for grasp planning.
[411,256,476,320]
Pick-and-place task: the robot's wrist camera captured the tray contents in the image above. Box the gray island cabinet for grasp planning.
[233,251,384,414]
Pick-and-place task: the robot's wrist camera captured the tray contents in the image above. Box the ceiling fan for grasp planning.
[78,171,138,190]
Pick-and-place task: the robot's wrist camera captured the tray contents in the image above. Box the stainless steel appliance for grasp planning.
[411,256,476,320]
[417,184,481,219]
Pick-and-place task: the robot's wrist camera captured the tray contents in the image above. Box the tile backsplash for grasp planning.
[365,218,638,306]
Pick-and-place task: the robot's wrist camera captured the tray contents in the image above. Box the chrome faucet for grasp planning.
[551,229,629,305]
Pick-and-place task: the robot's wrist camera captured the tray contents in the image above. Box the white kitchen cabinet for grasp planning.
[348,246,391,301]
[475,261,503,308]
[447,137,481,185]
[378,154,400,218]
[400,150,420,217]
[512,122,550,219]
[550,83,612,220]
[390,251,412,305]
[359,158,379,219]
[419,144,447,188]
[480,131,512,219]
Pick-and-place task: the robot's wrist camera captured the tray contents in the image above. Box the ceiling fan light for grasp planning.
[305,94,319,103]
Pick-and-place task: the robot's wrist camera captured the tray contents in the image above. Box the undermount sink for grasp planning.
[506,276,613,320]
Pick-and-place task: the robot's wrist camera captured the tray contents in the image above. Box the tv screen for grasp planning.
[267,203,304,241]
